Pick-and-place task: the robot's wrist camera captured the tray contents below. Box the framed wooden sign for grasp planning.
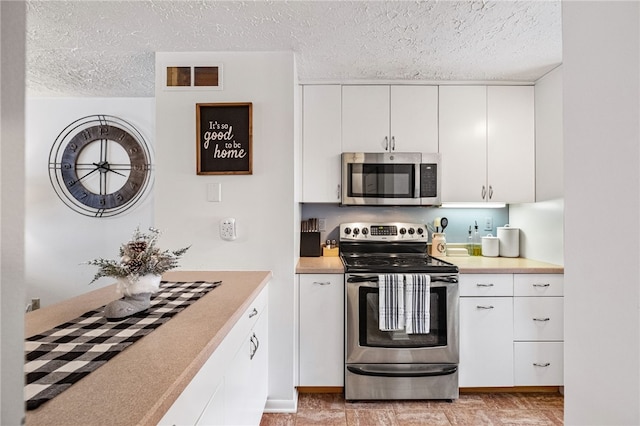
[196,103,253,175]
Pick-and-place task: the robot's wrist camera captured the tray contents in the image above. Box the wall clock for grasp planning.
[48,115,153,217]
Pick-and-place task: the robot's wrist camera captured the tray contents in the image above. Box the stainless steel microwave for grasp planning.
[341,152,441,206]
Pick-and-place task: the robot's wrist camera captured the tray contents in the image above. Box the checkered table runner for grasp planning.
[24,280,221,410]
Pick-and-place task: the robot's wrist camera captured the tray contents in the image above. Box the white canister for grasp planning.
[431,233,447,257]
[497,225,520,257]
[481,235,499,257]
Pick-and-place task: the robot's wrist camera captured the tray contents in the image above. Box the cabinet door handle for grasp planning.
[533,362,551,367]
[384,136,389,150]
[391,136,395,151]
[313,281,331,286]
[249,308,258,318]
[488,185,494,200]
[533,317,550,322]
[476,283,494,287]
[533,283,551,288]
[476,305,494,310]
[481,185,487,200]
[250,333,260,360]
[336,184,341,200]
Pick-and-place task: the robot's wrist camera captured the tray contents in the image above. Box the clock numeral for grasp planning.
[82,130,91,140]
[129,182,138,190]
[115,193,123,202]
[68,143,77,152]
[62,162,72,169]
[79,192,88,199]
[132,164,144,171]
[67,180,76,187]
[99,197,106,206]
[100,125,109,135]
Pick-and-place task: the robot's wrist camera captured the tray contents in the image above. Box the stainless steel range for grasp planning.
[340,221,460,401]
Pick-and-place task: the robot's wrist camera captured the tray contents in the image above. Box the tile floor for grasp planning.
[260,391,564,426]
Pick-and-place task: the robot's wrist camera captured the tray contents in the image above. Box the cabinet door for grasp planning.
[247,305,269,425]
[459,297,514,387]
[487,86,535,203]
[439,86,488,202]
[342,85,390,152]
[299,274,344,386]
[302,85,342,202]
[390,86,439,153]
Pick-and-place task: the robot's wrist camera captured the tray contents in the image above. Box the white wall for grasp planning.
[154,52,298,411]
[509,66,564,266]
[0,2,26,424]
[563,2,640,425]
[25,98,155,305]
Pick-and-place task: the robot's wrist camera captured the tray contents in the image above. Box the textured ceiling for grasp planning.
[26,0,562,97]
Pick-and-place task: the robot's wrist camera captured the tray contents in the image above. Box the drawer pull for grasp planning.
[313,281,331,286]
[249,308,258,318]
[250,333,260,360]
[476,305,494,310]
[533,362,551,367]
[533,317,550,322]
[533,283,551,288]
[476,283,494,287]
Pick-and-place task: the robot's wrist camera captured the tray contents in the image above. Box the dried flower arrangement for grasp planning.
[87,227,189,284]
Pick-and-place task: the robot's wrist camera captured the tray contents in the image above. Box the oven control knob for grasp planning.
[361,228,368,235]
[417,228,424,235]
[353,228,360,235]
[408,228,415,235]
[399,228,407,235]
[344,227,352,235]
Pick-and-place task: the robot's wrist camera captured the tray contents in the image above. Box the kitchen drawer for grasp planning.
[459,274,513,297]
[514,274,564,296]
[514,342,564,386]
[230,286,268,350]
[514,297,563,341]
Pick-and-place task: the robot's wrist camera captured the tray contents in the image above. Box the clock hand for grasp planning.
[72,166,100,184]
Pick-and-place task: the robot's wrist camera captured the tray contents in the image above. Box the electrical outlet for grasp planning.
[484,217,493,231]
[220,218,237,241]
[318,218,327,232]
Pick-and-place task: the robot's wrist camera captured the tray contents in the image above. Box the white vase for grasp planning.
[116,274,162,297]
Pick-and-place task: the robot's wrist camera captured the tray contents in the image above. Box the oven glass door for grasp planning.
[346,277,459,365]
[358,286,447,349]
[347,163,416,198]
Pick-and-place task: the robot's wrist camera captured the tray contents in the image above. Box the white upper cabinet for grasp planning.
[342,85,438,153]
[439,85,535,203]
[302,85,342,203]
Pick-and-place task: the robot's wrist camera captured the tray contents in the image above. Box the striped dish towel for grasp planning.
[405,274,431,334]
[378,274,405,331]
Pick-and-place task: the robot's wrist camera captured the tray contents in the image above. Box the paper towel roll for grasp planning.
[497,225,519,257]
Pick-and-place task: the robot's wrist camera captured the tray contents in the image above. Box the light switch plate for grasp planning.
[207,183,222,202]
[220,218,237,241]
[484,217,493,231]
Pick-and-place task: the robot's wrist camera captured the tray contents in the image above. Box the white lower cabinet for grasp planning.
[159,285,269,426]
[298,274,344,386]
[459,273,564,388]
[513,274,564,387]
[459,297,514,387]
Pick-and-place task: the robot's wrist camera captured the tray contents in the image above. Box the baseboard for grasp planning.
[263,392,299,413]
[460,386,563,394]
[297,386,343,394]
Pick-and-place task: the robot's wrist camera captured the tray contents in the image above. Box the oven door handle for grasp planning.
[346,365,458,378]
[346,275,458,284]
